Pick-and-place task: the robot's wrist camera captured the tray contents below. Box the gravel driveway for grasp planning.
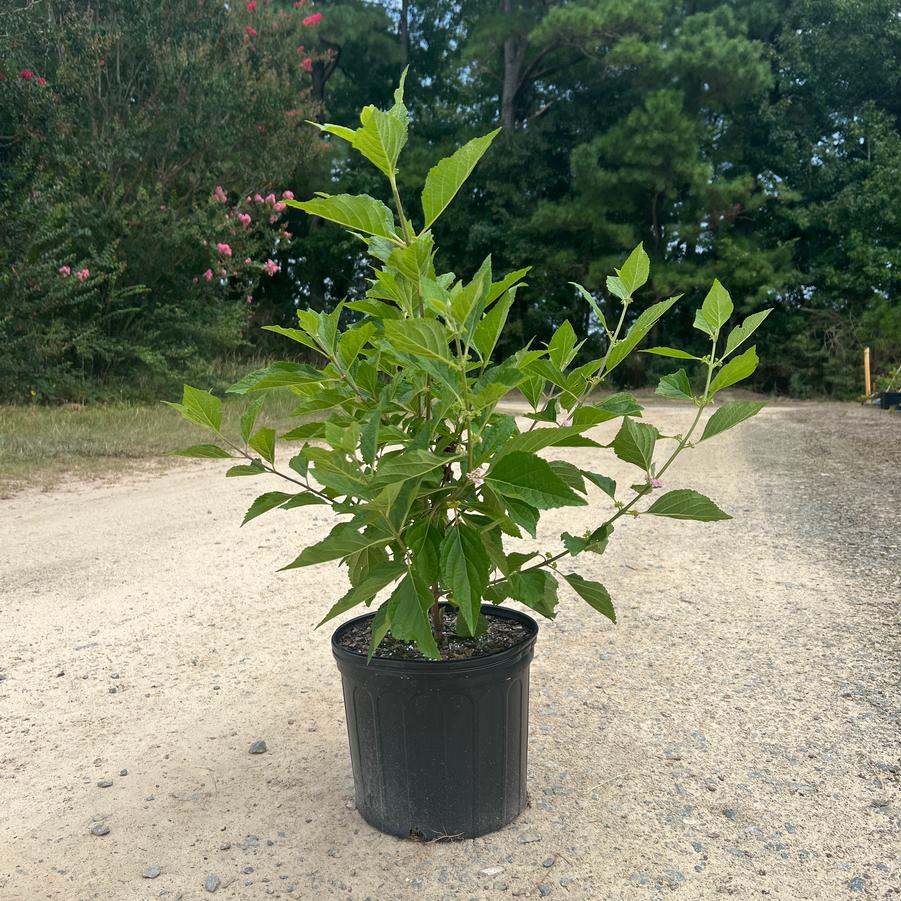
[1,400,898,900]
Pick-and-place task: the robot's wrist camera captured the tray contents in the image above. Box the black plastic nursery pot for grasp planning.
[878,391,901,410]
[331,604,539,840]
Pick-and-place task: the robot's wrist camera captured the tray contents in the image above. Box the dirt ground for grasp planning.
[1,401,898,901]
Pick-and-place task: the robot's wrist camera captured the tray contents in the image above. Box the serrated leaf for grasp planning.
[611,418,658,471]
[386,571,440,659]
[641,346,702,360]
[249,427,276,464]
[606,274,629,300]
[655,369,694,401]
[486,451,587,510]
[422,129,500,229]
[699,401,765,442]
[280,492,327,509]
[262,325,319,353]
[709,346,759,394]
[473,288,516,360]
[281,522,393,570]
[440,524,490,634]
[383,318,450,361]
[563,574,616,622]
[548,320,578,370]
[285,194,397,240]
[700,279,734,331]
[373,448,453,486]
[605,296,680,374]
[570,282,608,333]
[492,570,558,619]
[494,426,599,460]
[165,385,222,431]
[242,491,295,525]
[352,104,408,177]
[317,561,406,628]
[616,243,650,295]
[724,309,771,357]
[582,471,616,498]
[225,461,266,477]
[171,444,232,459]
[227,362,321,395]
[240,396,265,444]
[693,308,715,336]
[645,489,731,521]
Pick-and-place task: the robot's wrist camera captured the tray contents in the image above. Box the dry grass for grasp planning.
[0,392,301,496]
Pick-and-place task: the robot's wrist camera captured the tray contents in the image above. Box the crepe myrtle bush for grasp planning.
[167,75,770,660]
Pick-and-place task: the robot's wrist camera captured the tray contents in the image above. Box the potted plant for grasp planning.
[167,76,770,840]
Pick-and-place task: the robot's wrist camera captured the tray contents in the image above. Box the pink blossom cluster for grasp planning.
[59,265,90,281]
[7,69,48,87]
[240,0,321,47]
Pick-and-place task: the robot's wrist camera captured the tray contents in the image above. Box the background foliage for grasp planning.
[2,0,898,402]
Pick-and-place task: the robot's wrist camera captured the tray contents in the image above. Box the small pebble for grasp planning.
[538,884,552,897]
[97,779,113,788]
[119,769,128,777]
[219,843,231,851]
[111,673,119,679]
[723,808,737,820]
[518,832,541,844]
[90,822,110,836]
[480,867,505,877]
[204,873,221,893]
[248,739,268,755]
[542,856,556,868]
[345,799,356,810]
[142,866,161,879]
[243,866,254,874]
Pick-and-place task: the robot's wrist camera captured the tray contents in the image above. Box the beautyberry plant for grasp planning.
[167,75,770,659]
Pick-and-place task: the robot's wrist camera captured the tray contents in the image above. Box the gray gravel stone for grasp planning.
[518,832,541,843]
[219,842,231,851]
[119,769,128,776]
[204,874,221,893]
[142,866,161,879]
[97,779,113,788]
[542,856,556,868]
[90,822,110,836]
[723,808,737,820]
[538,884,552,897]
[248,739,267,754]
[849,877,867,892]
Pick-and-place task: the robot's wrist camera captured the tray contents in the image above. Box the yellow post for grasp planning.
[864,346,872,400]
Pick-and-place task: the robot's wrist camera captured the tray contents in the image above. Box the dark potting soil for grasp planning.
[337,610,530,661]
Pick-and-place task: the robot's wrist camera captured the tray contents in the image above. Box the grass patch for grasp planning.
[0,392,301,496]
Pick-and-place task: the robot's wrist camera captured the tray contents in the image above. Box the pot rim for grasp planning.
[331,602,539,674]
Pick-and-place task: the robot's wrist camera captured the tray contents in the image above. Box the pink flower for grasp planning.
[262,259,280,277]
[301,57,313,73]
[245,25,257,37]
[253,193,264,203]
[58,265,71,277]
[238,213,252,226]
[264,193,276,205]
[216,242,232,257]
[245,295,253,304]
[274,202,286,212]
[20,69,34,81]
[246,0,257,10]
[650,477,663,489]
[244,257,252,265]
[283,231,292,239]
[36,77,47,87]
[203,269,213,282]
[76,268,90,282]
[282,190,294,200]
[213,185,227,203]
[269,214,278,224]
[245,196,252,204]
[303,12,322,26]
[467,465,487,489]
[219,268,227,277]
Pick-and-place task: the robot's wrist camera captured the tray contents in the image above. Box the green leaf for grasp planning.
[503,496,540,538]
[337,322,376,369]
[386,572,440,659]
[171,444,231,459]
[493,570,558,619]
[317,561,406,628]
[693,308,715,336]
[367,600,391,660]
[700,279,734,332]
[249,427,275,465]
[227,362,322,395]
[570,282,608,333]
[582,471,616,498]
[164,385,222,431]
[606,274,629,300]
[472,288,516,360]
[724,309,771,357]
[495,426,599,460]
[548,320,578,369]
[383,319,450,362]
[351,105,408,177]
[486,451,587,510]
[655,369,694,402]
[440,524,491,635]
[285,194,397,240]
[699,401,765,442]
[563,574,616,623]
[641,346,702,360]
[280,492,327,509]
[644,489,731,521]
[261,325,319,353]
[373,448,453,486]
[225,461,266,477]
[242,491,295,525]
[281,522,393,570]
[709,346,759,394]
[616,243,650,295]
[610,418,658,471]
[605,296,681,374]
[240,396,265,444]
[421,129,501,229]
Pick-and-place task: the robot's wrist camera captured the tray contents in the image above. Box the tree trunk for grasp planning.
[501,0,525,130]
